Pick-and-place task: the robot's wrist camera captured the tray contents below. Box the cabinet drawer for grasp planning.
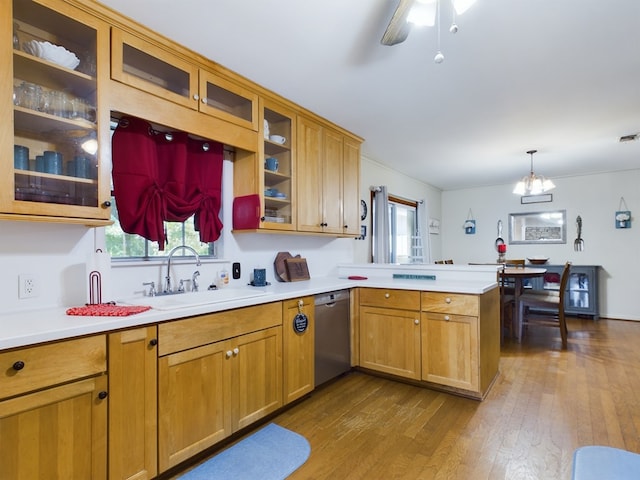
[421,292,479,316]
[0,335,106,399]
[359,288,420,311]
[159,302,283,356]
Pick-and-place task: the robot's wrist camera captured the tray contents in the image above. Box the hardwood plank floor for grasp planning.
[176,317,640,479]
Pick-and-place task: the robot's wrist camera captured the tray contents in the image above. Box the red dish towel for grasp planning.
[66,304,151,316]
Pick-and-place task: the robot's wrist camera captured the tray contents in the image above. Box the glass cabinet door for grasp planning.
[111,28,199,110]
[9,0,107,220]
[261,99,295,230]
[199,70,258,131]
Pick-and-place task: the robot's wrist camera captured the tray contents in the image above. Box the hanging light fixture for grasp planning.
[513,149,556,195]
[400,0,476,63]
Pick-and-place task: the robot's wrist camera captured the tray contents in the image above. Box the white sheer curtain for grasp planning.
[371,185,390,263]
[416,200,432,264]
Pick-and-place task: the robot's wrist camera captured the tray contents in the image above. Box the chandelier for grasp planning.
[513,150,556,196]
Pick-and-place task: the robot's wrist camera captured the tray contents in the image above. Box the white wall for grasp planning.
[441,169,640,320]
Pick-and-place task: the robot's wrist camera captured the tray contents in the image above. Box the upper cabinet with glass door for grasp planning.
[2,0,110,224]
[261,98,295,230]
[111,29,258,131]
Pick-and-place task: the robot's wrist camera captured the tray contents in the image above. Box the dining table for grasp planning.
[501,266,547,341]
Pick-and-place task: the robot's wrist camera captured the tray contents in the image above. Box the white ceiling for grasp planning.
[98,0,640,191]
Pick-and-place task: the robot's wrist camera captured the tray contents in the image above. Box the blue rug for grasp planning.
[177,423,310,480]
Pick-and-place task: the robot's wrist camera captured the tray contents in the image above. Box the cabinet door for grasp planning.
[231,326,283,430]
[158,341,230,473]
[261,98,296,230]
[359,306,421,380]
[296,115,324,232]
[342,137,361,236]
[0,375,107,480]
[5,0,111,223]
[111,28,199,110]
[199,70,258,131]
[322,128,344,234]
[108,327,157,480]
[421,312,479,391]
[283,297,314,403]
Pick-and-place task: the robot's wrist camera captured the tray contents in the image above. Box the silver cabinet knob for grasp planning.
[193,93,200,101]
[233,347,239,356]
[444,315,450,321]
[414,319,420,325]
[445,297,452,304]
[226,350,233,358]
[384,293,390,299]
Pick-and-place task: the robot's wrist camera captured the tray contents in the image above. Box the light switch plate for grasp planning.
[232,262,241,279]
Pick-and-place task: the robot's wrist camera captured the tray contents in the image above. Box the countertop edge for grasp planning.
[0,276,497,350]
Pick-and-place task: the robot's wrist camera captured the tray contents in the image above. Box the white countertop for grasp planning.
[0,271,497,351]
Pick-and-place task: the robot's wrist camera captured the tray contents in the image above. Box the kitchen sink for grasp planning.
[120,288,268,311]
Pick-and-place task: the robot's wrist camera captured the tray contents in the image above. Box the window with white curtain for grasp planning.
[372,191,418,264]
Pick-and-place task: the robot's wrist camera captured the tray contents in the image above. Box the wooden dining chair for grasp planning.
[517,261,571,348]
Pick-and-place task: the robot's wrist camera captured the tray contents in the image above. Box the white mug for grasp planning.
[269,134,286,145]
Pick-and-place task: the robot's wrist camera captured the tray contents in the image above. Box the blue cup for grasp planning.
[35,155,45,172]
[253,268,266,286]
[74,156,92,178]
[66,159,76,176]
[14,145,29,170]
[43,150,63,175]
[265,157,279,172]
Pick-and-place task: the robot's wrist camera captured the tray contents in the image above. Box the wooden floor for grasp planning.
[179,317,640,479]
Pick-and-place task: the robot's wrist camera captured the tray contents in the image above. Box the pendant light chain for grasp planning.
[434,0,444,63]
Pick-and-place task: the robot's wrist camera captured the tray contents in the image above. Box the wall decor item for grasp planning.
[464,209,476,234]
[521,193,553,204]
[615,197,631,229]
[508,210,567,244]
[429,218,440,235]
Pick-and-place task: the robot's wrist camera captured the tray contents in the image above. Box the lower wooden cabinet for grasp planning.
[421,289,500,398]
[108,327,158,480]
[0,335,108,480]
[157,325,282,473]
[357,287,500,399]
[421,312,479,391]
[359,305,421,380]
[283,296,315,403]
[0,374,108,480]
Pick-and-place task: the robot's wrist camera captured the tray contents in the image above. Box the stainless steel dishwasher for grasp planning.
[314,290,351,386]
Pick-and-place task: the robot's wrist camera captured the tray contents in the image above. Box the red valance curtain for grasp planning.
[111,116,224,250]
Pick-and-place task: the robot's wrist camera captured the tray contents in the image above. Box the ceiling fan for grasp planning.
[381,0,476,46]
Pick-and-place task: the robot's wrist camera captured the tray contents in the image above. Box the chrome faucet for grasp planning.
[164,245,202,293]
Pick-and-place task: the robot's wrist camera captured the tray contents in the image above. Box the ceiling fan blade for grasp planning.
[381,0,416,46]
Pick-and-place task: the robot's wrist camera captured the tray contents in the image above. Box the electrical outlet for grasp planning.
[19,274,38,299]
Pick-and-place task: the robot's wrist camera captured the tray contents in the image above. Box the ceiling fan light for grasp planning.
[407,0,436,26]
[453,0,476,15]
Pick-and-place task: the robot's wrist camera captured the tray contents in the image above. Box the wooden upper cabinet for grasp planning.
[296,114,362,236]
[3,0,111,224]
[296,115,324,233]
[111,28,258,131]
[111,28,199,110]
[199,70,258,131]
[342,137,361,236]
[322,128,344,235]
